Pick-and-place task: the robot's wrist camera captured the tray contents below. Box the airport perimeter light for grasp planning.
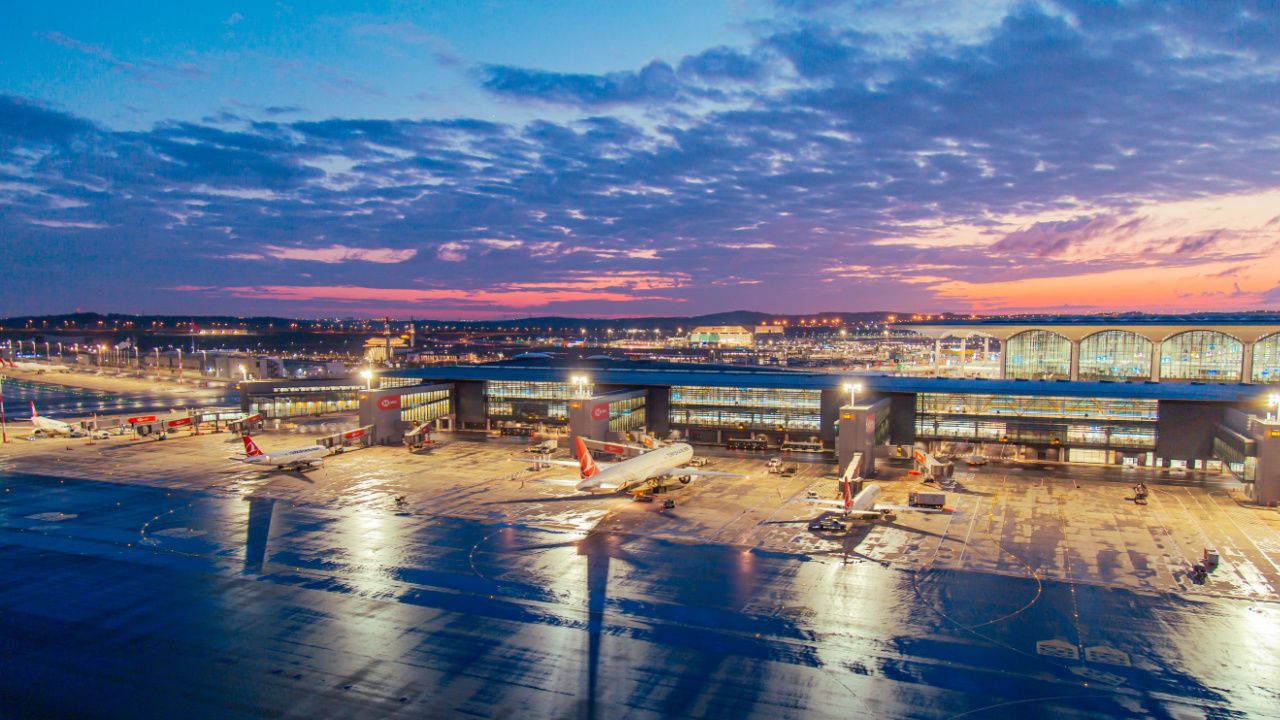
[360,368,373,390]
[842,382,863,407]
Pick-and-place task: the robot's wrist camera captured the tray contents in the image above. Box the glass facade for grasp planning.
[1160,331,1243,382]
[1078,330,1152,381]
[246,382,364,418]
[605,395,647,434]
[1252,332,1280,383]
[251,394,360,418]
[485,380,589,422]
[915,392,1158,450]
[400,388,452,424]
[669,385,821,431]
[1004,330,1072,380]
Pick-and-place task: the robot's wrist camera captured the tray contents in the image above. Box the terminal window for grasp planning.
[916,392,1157,450]
[670,385,821,431]
[1004,330,1072,380]
[1160,331,1243,382]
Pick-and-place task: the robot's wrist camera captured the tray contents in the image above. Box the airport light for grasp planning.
[842,382,863,407]
[1269,393,1280,420]
[238,364,247,381]
[360,368,373,389]
[570,374,589,398]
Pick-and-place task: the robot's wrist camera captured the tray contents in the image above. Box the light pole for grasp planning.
[360,368,373,390]
[842,382,863,407]
[1269,393,1280,421]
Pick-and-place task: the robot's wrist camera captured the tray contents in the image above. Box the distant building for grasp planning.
[364,335,409,363]
[754,325,786,340]
[688,325,753,346]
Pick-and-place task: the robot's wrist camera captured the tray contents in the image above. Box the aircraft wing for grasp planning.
[579,438,648,455]
[805,498,847,510]
[678,467,746,478]
[877,504,947,514]
[512,457,616,469]
[526,477,584,487]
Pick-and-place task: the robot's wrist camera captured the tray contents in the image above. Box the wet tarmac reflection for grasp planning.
[0,471,1277,718]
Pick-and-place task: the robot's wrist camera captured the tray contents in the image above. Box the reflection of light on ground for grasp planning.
[1241,604,1280,665]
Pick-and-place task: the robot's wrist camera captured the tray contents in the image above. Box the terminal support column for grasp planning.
[1150,341,1162,382]
[958,335,966,376]
[933,338,941,373]
[1069,339,1080,381]
[1242,341,1255,383]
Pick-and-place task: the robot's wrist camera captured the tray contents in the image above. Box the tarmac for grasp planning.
[2,400,1280,718]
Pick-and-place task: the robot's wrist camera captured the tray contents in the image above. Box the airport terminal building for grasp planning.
[323,318,1280,503]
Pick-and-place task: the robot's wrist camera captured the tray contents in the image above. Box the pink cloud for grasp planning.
[202,283,681,309]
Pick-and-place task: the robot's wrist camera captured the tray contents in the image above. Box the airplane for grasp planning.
[4,358,71,374]
[532,437,744,494]
[808,453,949,521]
[27,402,84,437]
[230,434,329,470]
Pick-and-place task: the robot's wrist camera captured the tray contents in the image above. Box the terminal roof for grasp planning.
[387,361,1267,403]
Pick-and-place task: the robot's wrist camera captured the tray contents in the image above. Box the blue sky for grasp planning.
[3,1,1280,318]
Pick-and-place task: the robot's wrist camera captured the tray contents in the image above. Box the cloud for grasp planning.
[347,21,463,66]
[199,282,681,309]
[256,244,418,264]
[36,31,206,86]
[480,61,682,107]
[7,1,1280,315]
[222,12,244,26]
[678,47,766,81]
[26,219,109,229]
[436,243,467,262]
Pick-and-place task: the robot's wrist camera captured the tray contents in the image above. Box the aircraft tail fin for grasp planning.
[241,434,265,457]
[574,436,599,478]
[30,401,38,420]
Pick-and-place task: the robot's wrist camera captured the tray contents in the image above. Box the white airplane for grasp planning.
[230,434,329,470]
[535,437,744,494]
[27,402,83,437]
[4,358,70,373]
[809,453,948,520]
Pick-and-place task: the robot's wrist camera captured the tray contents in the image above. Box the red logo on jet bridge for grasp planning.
[343,428,367,440]
[376,395,401,411]
[127,415,157,424]
[913,450,926,465]
[166,417,192,428]
[602,443,624,455]
[590,403,609,421]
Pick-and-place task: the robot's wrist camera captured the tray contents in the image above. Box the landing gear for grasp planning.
[678,475,692,485]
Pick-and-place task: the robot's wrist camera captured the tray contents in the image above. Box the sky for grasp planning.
[2,0,1279,319]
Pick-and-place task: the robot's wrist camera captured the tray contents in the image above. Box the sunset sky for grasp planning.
[3,1,1279,318]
